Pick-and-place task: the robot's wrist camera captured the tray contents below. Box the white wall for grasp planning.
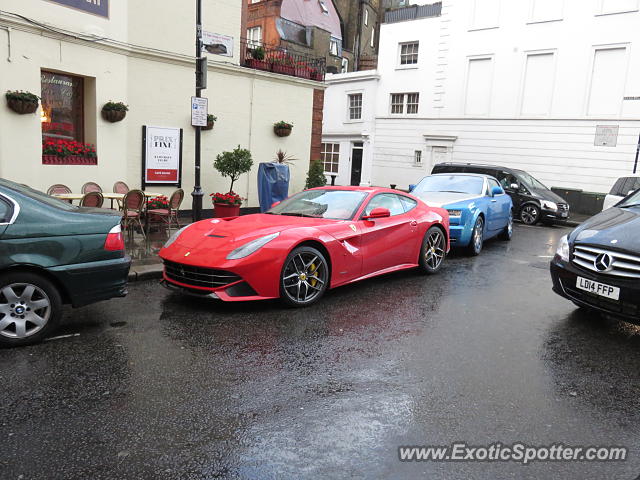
[0,1,319,208]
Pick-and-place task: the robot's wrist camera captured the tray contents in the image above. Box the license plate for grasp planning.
[561,212,568,218]
[576,276,620,300]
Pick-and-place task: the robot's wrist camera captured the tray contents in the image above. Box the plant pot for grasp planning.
[202,119,215,131]
[42,155,98,165]
[246,58,270,71]
[214,203,240,218]
[7,98,39,114]
[271,64,295,76]
[101,108,127,123]
[274,126,292,137]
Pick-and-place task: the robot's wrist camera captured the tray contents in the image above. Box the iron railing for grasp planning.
[240,38,326,82]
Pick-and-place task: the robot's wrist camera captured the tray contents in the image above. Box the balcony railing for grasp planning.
[240,39,326,82]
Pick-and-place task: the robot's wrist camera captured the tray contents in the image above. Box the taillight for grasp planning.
[104,224,125,251]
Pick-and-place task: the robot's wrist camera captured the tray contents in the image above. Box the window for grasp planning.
[465,57,493,115]
[399,42,419,65]
[521,52,555,115]
[588,47,627,115]
[370,29,375,48]
[470,0,500,29]
[321,143,340,173]
[364,194,405,217]
[348,93,362,120]
[341,58,349,73]
[0,197,10,223]
[390,93,419,115]
[398,195,418,213]
[488,178,501,193]
[319,0,329,13]
[247,26,262,47]
[414,150,422,165]
[364,9,369,25]
[329,38,340,56]
[41,71,84,144]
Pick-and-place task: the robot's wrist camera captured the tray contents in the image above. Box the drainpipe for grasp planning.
[0,26,12,62]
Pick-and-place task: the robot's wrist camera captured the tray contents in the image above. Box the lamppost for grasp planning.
[192,0,204,222]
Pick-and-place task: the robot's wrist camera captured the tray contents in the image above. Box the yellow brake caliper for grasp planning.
[308,263,318,287]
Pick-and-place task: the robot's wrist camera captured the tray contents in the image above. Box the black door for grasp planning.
[350,143,363,186]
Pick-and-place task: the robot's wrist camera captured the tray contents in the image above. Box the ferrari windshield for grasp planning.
[618,189,640,208]
[268,189,368,220]
[414,175,484,195]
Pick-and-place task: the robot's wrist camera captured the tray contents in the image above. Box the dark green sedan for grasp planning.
[0,179,131,347]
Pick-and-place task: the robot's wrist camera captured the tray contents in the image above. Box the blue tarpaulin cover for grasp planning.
[258,162,290,212]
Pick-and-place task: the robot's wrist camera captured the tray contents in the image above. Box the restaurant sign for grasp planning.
[142,126,183,187]
[47,0,109,18]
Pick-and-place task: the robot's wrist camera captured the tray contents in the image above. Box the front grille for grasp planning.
[561,279,639,317]
[558,203,569,213]
[164,260,241,289]
[572,245,640,279]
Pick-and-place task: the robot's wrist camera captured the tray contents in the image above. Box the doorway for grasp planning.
[350,142,363,186]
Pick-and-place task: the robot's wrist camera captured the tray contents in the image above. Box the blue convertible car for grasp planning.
[411,174,513,255]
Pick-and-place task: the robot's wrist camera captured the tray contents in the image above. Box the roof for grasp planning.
[281,0,342,39]
[384,2,442,23]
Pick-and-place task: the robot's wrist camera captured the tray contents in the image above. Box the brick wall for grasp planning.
[310,88,324,162]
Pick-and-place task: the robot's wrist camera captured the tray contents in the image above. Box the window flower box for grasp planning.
[246,58,271,72]
[42,155,98,165]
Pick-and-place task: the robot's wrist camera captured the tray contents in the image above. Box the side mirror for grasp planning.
[271,201,280,208]
[363,207,390,220]
[408,184,416,193]
[491,186,504,196]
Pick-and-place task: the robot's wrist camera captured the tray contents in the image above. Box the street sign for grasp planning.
[196,57,208,90]
[191,97,208,127]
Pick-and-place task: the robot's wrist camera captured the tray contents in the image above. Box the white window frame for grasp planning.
[321,142,340,174]
[389,93,420,115]
[370,29,375,48]
[398,41,419,68]
[364,9,369,26]
[319,0,329,14]
[527,0,565,24]
[329,38,340,56]
[414,150,422,166]
[247,26,262,48]
[596,0,639,15]
[341,57,349,73]
[517,49,558,117]
[583,43,631,118]
[347,92,363,122]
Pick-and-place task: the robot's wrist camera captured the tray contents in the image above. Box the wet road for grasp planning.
[2,224,640,480]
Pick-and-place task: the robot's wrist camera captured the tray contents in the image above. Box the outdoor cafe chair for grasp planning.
[121,189,146,239]
[113,181,130,194]
[47,184,72,195]
[146,188,184,233]
[81,182,103,194]
[80,191,104,208]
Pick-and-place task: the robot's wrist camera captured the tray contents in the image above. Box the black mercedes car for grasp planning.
[550,189,640,323]
[432,163,570,225]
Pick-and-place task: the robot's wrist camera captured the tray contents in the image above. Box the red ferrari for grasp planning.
[159,186,449,307]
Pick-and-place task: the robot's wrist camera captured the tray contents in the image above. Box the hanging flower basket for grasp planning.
[273,121,293,137]
[202,114,217,131]
[101,101,128,123]
[5,91,40,114]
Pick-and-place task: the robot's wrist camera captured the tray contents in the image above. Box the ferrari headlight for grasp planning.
[226,232,280,260]
[163,226,189,249]
[446,209,462,217]
[542,201,558,211]
[556,235,569,262]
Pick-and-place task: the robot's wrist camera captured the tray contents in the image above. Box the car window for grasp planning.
[497,171,518,189]
[432,165,464,174]
[610,178,625,196]
[413,175,485,195]
[269,189,368,220]
[398,195,417,213]
[631,178,640,194]
[621,177,639,196]
[514,170,548,190]
[0,197,11,223]
[488,178,501,192]
[363,194,405,217]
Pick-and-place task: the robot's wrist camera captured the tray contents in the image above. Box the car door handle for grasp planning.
[410,220,418,226]
[491,199,497,203]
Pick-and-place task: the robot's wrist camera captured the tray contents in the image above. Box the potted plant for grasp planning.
[305,159,328,189]
[202,114,217,131]
[42,139,98,165]
[6,90,39,114]
[146,195,169,226]
[101,101,129,122]
[212,145,254,217]
[209,191,243,218]
[269,54,296,76]
[273,120,293,137]
[257,149,295,212]
[246,46,270,71]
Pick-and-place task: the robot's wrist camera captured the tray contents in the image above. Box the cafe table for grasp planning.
[54,191,163,209]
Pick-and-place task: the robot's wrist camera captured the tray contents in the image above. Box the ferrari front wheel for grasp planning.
[280,246,329,307]
[418,226,446,275]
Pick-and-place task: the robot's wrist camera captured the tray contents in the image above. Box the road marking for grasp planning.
[538,255,554,258]
[45,333,80,342]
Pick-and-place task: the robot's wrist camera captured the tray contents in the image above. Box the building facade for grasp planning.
[0,0,324,209]
[323,0,640,198]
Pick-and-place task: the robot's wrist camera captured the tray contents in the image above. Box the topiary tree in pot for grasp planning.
[212,145,253,216]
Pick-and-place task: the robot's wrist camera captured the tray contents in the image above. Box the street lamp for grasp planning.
[192,0,205,222]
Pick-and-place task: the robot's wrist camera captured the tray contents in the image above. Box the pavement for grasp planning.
[3,223,640,479]
[126,213,593,282]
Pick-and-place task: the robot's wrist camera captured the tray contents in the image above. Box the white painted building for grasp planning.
[0,0,323,209]
[322,0,640,195]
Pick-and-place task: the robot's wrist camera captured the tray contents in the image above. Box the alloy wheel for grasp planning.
[0,283,51,339]
[424,229,446,270]
[282,251,328,304]
[521,205,539,225]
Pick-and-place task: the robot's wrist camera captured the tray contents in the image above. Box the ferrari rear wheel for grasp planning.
[418,226,446,275]
[280,246,329,307]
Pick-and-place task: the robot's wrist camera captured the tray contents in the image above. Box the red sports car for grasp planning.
[159,186,449,307]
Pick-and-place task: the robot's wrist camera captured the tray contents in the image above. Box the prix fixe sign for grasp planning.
[142,126,183,187]
[47,0,109,18]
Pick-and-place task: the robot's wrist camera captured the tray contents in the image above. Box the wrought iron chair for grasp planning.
[121,189,146,238]
[47,184,72,195]
[113,181,130,194]
[146,189,184,233]
[80,191,104,208]
[81,182,103,194]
